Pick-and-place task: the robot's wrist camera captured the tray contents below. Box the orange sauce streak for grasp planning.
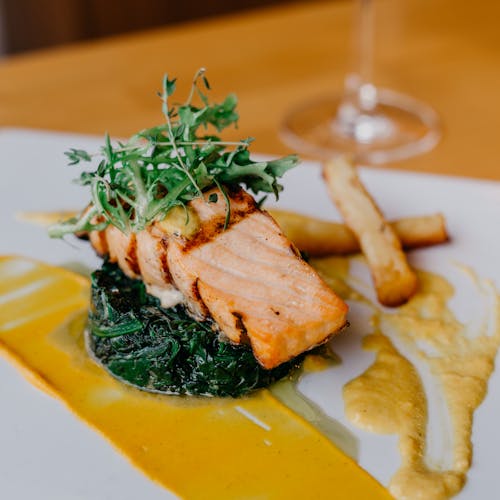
[0,256,391,500]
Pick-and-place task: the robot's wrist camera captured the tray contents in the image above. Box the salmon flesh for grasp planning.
[88,188,348,369]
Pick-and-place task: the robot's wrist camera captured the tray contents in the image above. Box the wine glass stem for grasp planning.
[346,0,376,113]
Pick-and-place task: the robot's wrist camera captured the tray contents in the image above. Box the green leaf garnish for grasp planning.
[49,68,299,238]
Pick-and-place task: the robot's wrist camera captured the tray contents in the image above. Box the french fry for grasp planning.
[322,156,418,307]
[268,209,448,256]
[391,215,448,250]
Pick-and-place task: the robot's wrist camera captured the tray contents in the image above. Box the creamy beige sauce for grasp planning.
[315,256,500,500]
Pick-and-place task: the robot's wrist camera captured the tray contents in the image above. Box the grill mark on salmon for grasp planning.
[191,278,210,319]
[183,209,258,250]
[158,242,173,284]
[125,233,140,276]
[231,311,250,344]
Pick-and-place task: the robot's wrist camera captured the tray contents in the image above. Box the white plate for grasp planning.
[1,128,500,499]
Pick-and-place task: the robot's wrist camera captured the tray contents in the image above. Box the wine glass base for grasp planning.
[281,88,441,164]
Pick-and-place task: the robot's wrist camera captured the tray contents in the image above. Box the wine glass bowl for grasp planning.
[281,86,441,164]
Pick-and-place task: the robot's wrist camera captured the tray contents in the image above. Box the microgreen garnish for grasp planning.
[49,69,299,238]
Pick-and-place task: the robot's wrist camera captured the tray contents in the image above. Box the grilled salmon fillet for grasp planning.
[89,187,348,369]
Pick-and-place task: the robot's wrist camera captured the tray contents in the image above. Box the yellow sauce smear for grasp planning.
[315,257,500,500]
[0,256,390,500]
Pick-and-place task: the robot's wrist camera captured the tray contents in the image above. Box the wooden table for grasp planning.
[0,0,499,179]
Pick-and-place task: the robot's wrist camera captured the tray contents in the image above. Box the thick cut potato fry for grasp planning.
[268,209,448,256]
[323,157,418,307]
[390,215,448,250]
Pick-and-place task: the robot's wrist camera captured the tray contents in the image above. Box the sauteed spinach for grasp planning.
[87,261,302,397]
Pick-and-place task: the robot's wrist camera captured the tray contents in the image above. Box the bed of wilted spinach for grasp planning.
[87,261,302,397]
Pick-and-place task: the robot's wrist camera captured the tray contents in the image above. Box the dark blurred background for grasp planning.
[0,0,304,55]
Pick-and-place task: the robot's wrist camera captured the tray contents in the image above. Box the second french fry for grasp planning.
[323,157,418,307]
[268,209,448,256]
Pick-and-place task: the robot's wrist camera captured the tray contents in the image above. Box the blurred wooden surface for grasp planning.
[0,0,499,179]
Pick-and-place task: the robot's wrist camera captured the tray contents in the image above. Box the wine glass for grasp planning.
[280,0,441,164]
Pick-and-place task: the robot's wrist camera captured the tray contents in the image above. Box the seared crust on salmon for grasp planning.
[88,187,348,369]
